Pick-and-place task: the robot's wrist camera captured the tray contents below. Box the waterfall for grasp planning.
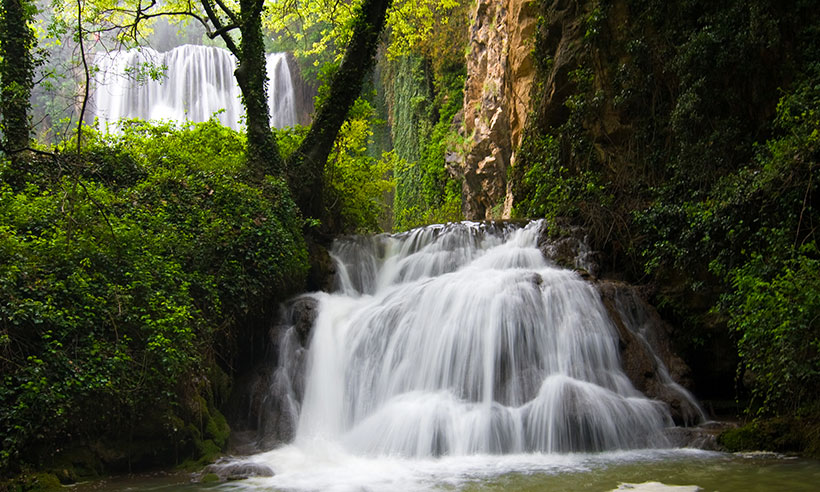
[263,221,702,460]
[93,45,297,131]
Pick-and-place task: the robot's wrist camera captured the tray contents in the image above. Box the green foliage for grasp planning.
[710,74,819,414]
[263,0,462,66]
[724,252,820,413]
[388,53,464,231]
[275,100,394,234]
[324,98,395,233]
[515,133,610,234]
[0,120,308,476]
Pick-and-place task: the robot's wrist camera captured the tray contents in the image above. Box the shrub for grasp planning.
[0,120,308,475]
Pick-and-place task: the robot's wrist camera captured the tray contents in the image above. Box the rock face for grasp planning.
[453,0,538,220]
[597,281,706,426]
[226,295,316,452]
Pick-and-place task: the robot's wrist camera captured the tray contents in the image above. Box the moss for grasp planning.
[718,408,820,459]
[2,473,62,491]
[717,424,766,451]
[48,446,102,483]
[200,473,220,483]
[205,410,231,449]
[196,440,222,465]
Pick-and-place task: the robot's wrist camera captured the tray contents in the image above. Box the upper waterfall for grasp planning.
[93,45,298,131]
[262,220,702,459]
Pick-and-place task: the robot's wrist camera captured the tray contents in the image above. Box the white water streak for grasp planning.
[93,45,296,131]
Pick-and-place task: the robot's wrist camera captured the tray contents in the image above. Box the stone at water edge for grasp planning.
[197,461,275,482]
[612,482,701,492]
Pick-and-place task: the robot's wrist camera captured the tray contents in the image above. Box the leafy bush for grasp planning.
[0,120,308,475]
[724,251,820,413]
[323,98,395,233]
[715,73,819,414]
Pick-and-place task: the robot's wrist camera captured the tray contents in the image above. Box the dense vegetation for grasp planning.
[512,0,819,445]
[382,0,468,230]
[0,121,309,479]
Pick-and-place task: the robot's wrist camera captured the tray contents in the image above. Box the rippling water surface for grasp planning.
[74,450,820,492]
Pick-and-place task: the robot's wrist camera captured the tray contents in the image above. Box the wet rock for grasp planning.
[198,461,274,482]
[664,423,728,450]
[285,295,319,346]
[537,221,600,277]
[306,233,335,292]
[226,295,316,452]
[598,280,705,426]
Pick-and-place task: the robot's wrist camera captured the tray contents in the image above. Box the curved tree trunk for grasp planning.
[287,0,393,221]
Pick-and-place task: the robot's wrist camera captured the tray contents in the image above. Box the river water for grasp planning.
[74,450,820,491]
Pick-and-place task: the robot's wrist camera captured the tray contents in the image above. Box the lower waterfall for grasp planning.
[93,45,297,131]
[225,220,706,489]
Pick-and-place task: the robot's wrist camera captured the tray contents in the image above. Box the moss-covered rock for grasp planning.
[718,407,820,459]
[1,473,62,492]
[200,473,220,483]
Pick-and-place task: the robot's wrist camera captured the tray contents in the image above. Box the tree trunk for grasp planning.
[235,0,285,176]
[287,0,393,221]
[0,0,36,164]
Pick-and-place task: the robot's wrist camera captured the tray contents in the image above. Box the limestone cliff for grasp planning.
[453,0,538,220]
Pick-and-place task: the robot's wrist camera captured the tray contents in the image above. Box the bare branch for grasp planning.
[77,0,91,156]
[0,144,58,158]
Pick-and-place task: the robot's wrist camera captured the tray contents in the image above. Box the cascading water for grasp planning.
[220,220,707,491]
[93,45,297,131]
[295,220,678,456]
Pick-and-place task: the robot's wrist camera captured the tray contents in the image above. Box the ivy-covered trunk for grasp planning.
[236,0,285,176]
[0,0,36,163]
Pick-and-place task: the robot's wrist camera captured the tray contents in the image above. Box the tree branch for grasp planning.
[213,0,240,26]
[77,0,90,156]
[201,0,240,55]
